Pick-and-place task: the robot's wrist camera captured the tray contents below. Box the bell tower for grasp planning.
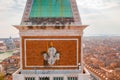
[13,0,90,80]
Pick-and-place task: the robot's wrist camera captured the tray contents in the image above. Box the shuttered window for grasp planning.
[25,77,35,80]
[39,77,50,80]
[53,77,64,80]
[68,77,78,80]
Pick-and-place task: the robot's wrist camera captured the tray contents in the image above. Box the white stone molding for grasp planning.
[20,37,23,69]
[19,29,83,36]
[13,69,90,80]
[21,0,33,24]
[24,38,79,68]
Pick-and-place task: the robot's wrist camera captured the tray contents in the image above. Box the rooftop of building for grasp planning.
[20,0,81,26]
[30,0,73,18]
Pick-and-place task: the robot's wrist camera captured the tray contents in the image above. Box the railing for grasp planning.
[13,69,90,80]
[20,22,82,26]
[21,70,81,74]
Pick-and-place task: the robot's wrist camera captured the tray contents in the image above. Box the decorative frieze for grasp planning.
[21,70,81,74]
[20,30,83,36]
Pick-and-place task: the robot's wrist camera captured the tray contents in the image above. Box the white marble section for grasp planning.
[20,30,83,36]
[13,69,90,80]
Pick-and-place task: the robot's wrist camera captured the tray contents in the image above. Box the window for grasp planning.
[68,77,78,80]
[25,77,35,80]
[53,77,64,80]
[39,77,50,80]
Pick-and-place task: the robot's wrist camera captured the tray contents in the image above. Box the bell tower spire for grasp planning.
[21,0,82,26]
[13,0,90,80]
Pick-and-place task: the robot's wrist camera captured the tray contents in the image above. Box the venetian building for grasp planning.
[4,37,16,51]
[13,0,90,80]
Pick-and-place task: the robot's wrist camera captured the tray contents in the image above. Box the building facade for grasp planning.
[0,64,3,72]
[4,37,16,51]
[0,41,6,53]
[13,0,90,80]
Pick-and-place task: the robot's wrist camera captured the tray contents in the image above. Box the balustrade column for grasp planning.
[36,76,39,80]
[64,76,67,80]
[50,76,53,80]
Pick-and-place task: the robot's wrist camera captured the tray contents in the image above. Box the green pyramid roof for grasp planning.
[29,0,73,18]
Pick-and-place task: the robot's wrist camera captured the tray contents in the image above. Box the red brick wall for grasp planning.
[22,36,81,70]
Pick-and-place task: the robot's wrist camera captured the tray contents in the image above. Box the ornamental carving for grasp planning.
[43,42,60,65]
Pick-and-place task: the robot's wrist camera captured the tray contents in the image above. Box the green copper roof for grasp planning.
[29,0,73,18]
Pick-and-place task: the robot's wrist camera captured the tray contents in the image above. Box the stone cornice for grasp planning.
[13,25,88,36]
[19,30,82,36]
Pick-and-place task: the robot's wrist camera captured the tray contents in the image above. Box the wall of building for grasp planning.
[21,36,81,70]
[13,71,90,80]
[0,65,3,72]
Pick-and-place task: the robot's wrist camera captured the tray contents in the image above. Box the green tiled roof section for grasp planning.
[29,0,73,18]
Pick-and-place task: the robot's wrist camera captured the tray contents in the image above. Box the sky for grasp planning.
[0,0,120,38]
